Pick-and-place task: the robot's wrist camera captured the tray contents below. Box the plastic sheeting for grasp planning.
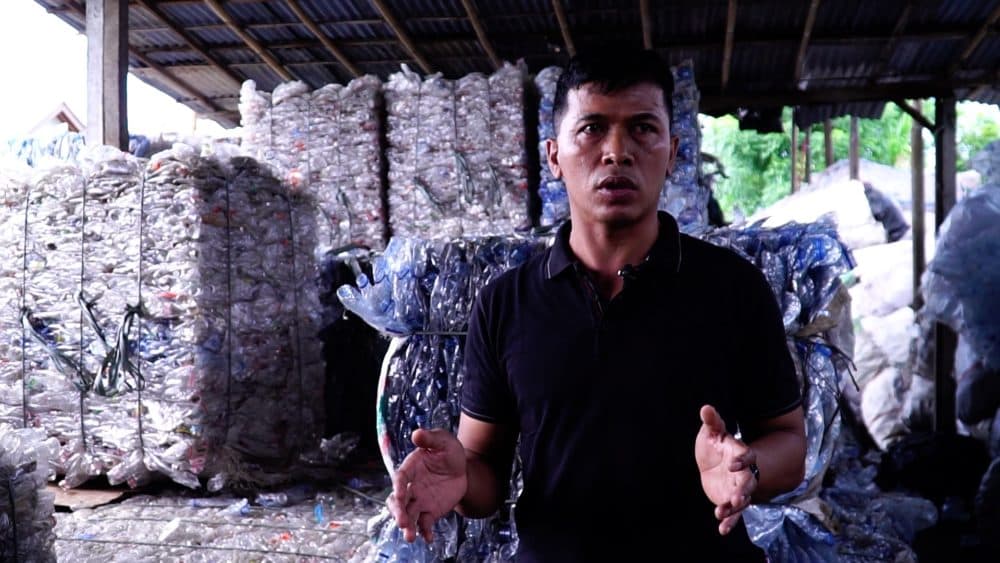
[2,133,156,168]
[0,423,58,562]
[534,66,566,228]
[53,483,385,562]
[240,77,387,252]
[385,64,530,240]
[921,183,1000,371]
[338,236,542,562]
[0,145,326,489]
[660,60,709,232]
[533,60,710,232]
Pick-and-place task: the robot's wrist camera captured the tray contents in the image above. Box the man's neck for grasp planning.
[568,214,659,299]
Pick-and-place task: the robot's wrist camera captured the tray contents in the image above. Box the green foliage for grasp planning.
[701,100,1000,218]
[957,102,1000,171]
[701,114,791,217]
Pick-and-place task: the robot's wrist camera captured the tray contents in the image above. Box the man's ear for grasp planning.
[665,134,680,177]
[545,138,562,179]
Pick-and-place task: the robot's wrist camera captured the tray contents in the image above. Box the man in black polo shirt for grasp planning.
[388,49,806,561]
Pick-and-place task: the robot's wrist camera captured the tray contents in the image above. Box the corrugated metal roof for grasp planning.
[30,0,999,129]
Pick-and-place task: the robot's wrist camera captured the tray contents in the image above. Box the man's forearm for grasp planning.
[455,452,504,518]
[748,428,806,502]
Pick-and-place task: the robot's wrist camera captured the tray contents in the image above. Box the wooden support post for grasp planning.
[911,99,925,309]
[934,95,957,434]
[87,0,128,149]
[824,119,833,167]
[639,0,653,50]
[551,0,576,56]
[849,116,859,179]
[791,122,799,193]
[910,100,927,310]
[803,125,811,184]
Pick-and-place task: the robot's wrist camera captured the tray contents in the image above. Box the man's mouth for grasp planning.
[597,177,638,191]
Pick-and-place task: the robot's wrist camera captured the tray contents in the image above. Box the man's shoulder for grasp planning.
[476,247,549,304]
[678,233,760,280]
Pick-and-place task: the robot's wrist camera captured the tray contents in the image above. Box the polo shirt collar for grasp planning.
[545,211,683,280]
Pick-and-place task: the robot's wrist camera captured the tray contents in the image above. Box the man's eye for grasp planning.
[579,123,602,134]
[635,123,657,134]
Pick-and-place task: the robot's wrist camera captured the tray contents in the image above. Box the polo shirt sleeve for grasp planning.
[461,283,515,425]
[735,264,802,436]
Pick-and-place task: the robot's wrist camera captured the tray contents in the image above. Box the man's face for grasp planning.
[546,82,678,228]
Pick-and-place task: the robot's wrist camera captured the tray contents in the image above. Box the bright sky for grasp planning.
[0,0,229,140]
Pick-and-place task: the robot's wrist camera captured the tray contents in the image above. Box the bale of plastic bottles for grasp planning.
[0,423,59,562]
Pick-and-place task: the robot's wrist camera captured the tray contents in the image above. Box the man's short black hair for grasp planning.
[552,48,675,135]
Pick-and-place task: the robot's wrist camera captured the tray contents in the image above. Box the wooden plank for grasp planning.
[935,96,957,232]
[948,2,1000,75]
[868,0,914,86]
[933,95,957,434]
[849,116,859,179]
[285,0,361,78]
[640,0,653,50]
[551,0,576,56]
[369,0,435,74]
[893,98,935,131]
[823,119,833,167]
[459,0,501,69]
[49,485,127,511]
[791,121,799,192]
[794,0,821,83]
[721,0,737,90]
[910,99,925,309]
[803,124,811,183]
[203,0,294,81]
[86,0,128,150]
[699,74,989,114]
[133,0,243,88]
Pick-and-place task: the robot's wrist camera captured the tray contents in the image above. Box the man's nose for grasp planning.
[601,127,633,166]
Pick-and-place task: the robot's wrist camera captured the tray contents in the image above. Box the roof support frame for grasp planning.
[62,0,235,126]
[948,2,1000,75]
[721,0,737,90]
[794,0,821,83]
[893,98,935,131]
[284,0,361,78]
[869,0,915,86]
[133,0,243,87]
[203,0,294,81]
[459,0,501,69]
[639,0,653,49]
[368,0,434,74]
[551,0,576,56]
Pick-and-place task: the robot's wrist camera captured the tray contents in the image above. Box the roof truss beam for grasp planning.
[721,0,737,90]
[551,0,576,56]
[639,0,653,49]
[459,0,501,69]
[368,0,434,74]
[794,0,821,83]
[948,2,1000,75]
[893,98,935,130]
[284,0,361,78]
[133,0,243,87]
[203,0,294,81]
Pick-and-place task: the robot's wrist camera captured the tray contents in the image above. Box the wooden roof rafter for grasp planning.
[794,0,821,84]
[203,0,295,81]
[459,0,501,70]
[868,0,915,87]
[368,0,434,74]
[551,0,576,56]
[132,0,243,88]
[284,0,362,78]
[721,0,737,90]
[639,0,653,50]
[947,2,1000,76]
[60,0,236,126]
